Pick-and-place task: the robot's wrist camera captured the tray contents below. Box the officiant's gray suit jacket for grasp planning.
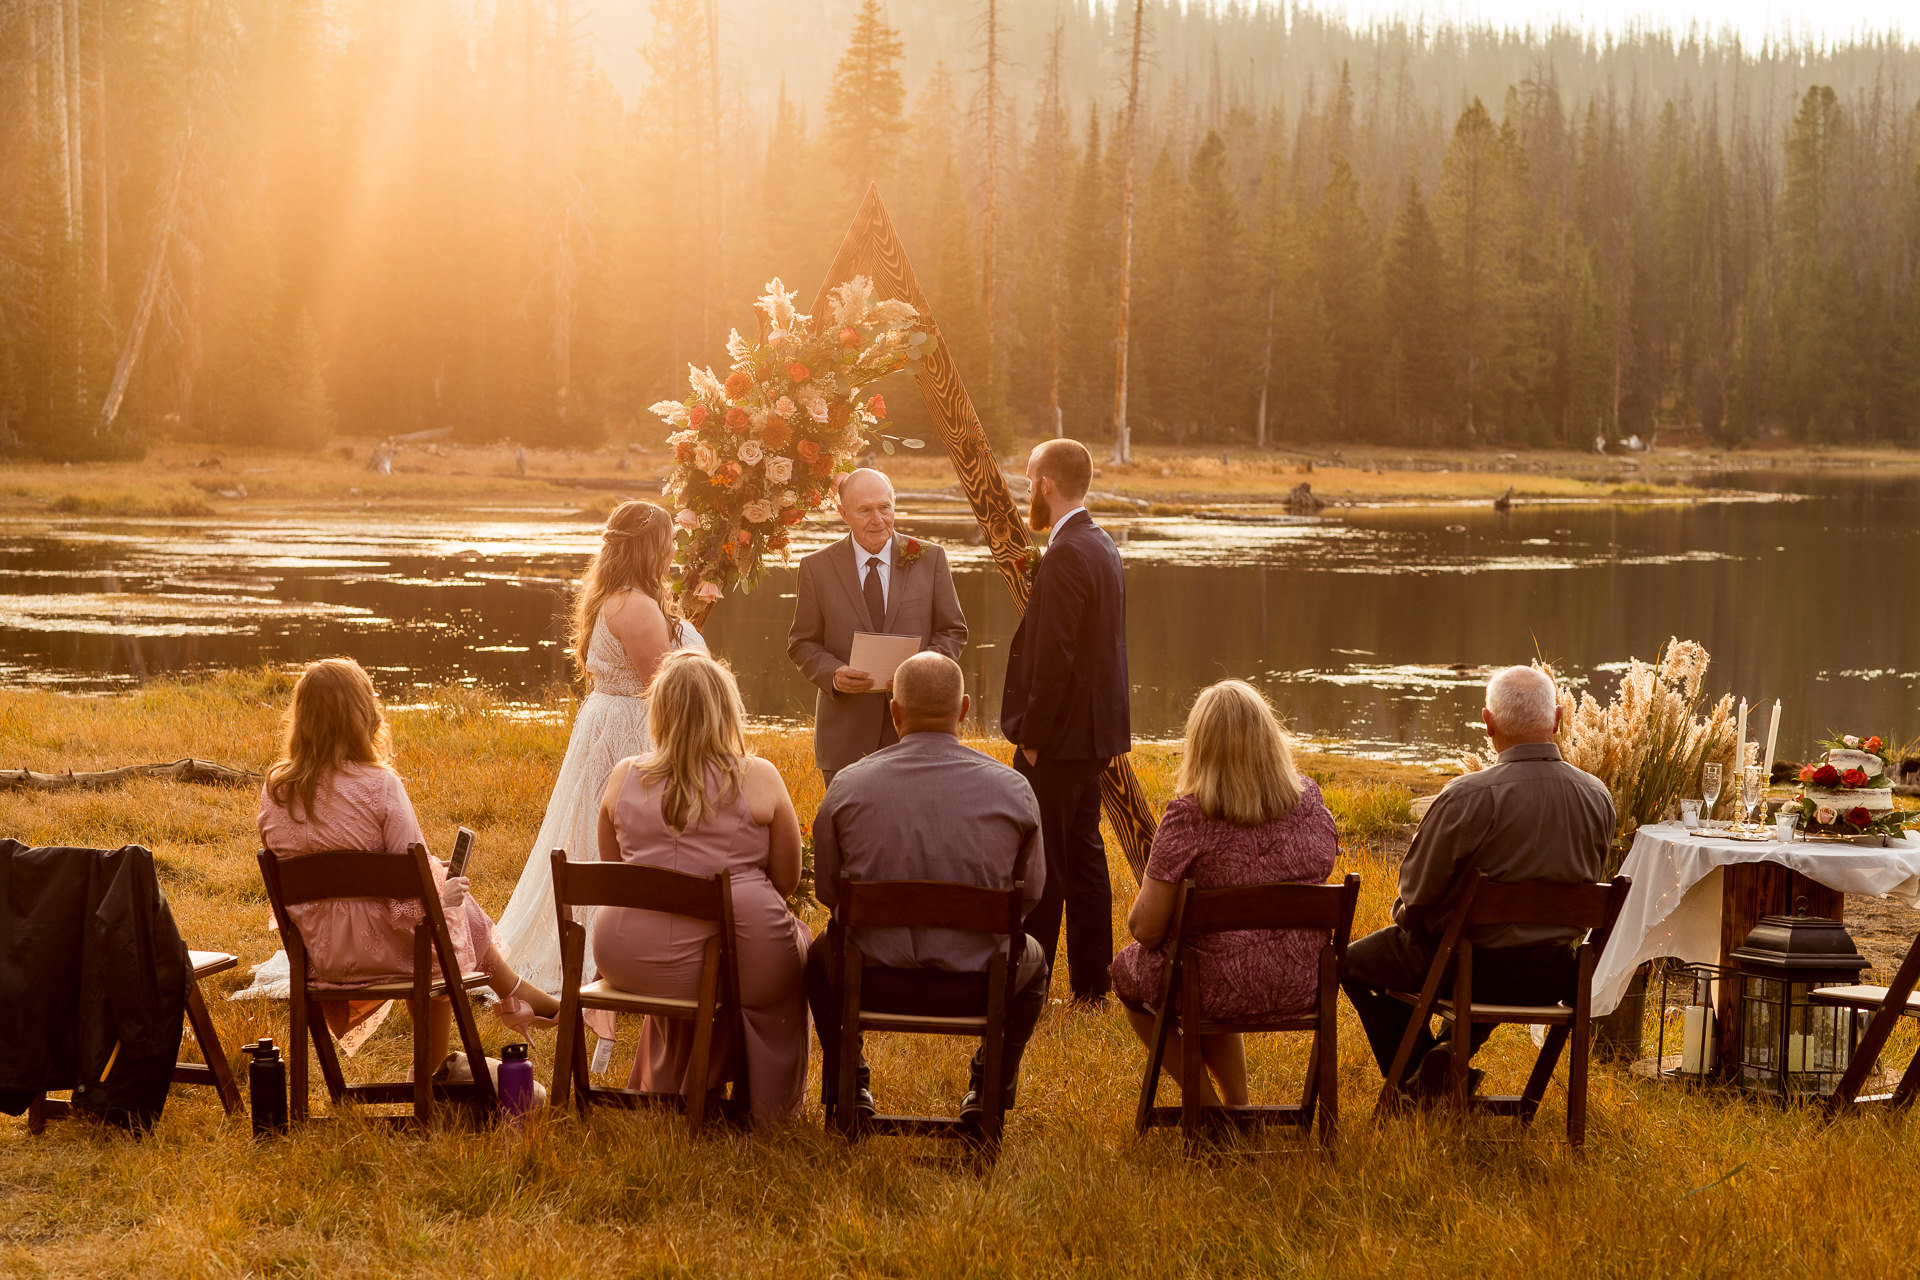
[787,533,967,772]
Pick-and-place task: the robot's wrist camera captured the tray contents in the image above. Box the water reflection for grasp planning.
[2,470,1917,761]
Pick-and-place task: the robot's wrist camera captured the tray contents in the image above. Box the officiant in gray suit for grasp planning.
[788,468,968,785]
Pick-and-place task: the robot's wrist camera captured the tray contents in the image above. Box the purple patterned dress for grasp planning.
[1110,782,1339,1021]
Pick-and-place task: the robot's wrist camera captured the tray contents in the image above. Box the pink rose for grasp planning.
[737,439,764,465]
[694,581,723,603]
[764,455,794,484]
[675,508,697,528]
[1815,804,1838,826]
[742,499,775,525]
[691,443,717,473]
[774,396,797,419]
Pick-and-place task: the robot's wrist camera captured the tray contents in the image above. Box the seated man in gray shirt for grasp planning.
[806,651,1049,1124]
[1341,665,1614,1099]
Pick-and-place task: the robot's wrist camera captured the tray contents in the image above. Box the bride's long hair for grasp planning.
[571,500,679,678]
[266,658,392,822]
[638,651,748,832]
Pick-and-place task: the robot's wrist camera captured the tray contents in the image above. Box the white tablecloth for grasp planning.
[1591,823,1920,1015]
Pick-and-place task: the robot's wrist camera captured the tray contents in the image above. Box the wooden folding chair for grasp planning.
[1377,869,1632,1149]
[548,850,749,1132]
[256,844,497,1125]
[1817,925,1920,1118]
[27,949,245,1132]
[827,874,1027,1160]
[1135,873,1361,1147]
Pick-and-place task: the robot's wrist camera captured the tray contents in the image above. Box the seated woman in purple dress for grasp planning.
[257,659,559,1071]
[592,650,812,1127]
[1110,680,1339,1106]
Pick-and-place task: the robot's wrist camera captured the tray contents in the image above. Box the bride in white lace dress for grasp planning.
[496,500,706,991]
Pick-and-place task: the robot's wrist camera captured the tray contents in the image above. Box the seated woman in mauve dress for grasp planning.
[592,650,811,1127]
[1110,680,1339,1107]
[257,658,559,1071]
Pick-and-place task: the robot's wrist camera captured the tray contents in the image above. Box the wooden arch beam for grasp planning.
[810,184,1159,882]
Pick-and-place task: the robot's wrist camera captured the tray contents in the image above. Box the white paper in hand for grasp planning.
[848,632,922,692]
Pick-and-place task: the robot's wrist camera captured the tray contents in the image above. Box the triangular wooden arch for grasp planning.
[809,185,1158,881]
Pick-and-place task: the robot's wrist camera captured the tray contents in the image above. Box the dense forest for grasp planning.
[2,0,1918,461]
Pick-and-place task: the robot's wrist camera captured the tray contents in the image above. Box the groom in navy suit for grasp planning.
[1001,438,1130,1006]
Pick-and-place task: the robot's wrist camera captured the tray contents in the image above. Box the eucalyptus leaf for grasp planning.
[882,439,896,454]
[908,331,927,345]
[902,438,925,449]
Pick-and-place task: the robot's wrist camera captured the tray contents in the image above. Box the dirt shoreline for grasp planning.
[6,437,1918,520]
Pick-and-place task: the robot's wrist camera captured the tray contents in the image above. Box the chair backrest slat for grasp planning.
[839,878,1022,936]
[1182,877,1356,935]
[267,849,425,906]
[1465,878,1615,931]
[552,856,727,923]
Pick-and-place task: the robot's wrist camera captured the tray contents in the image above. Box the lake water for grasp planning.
[4,469,1917,764]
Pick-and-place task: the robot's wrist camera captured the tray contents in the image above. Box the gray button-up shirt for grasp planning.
[1393,742,1614,949]
[814,731,1046,971]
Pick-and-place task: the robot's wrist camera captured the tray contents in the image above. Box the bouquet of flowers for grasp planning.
[651,277,931,610]
[1792,733,1918,837]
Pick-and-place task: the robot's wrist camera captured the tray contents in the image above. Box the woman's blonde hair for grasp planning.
[265,658,391,822]
[637,650,748,832]
[1176,680,1302,826]
[572,500,679,679]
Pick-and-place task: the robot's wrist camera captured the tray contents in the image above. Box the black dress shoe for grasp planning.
[959,1090,983,1127]
[854,1086,878,1121]
[1412,1047,1484,1101]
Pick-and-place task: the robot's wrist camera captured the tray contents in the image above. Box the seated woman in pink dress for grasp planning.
[257,658,559,1069]
[1110,680,1339,1106]
[592,650,811,1127]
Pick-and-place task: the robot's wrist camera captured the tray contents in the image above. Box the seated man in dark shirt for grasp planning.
[1341,665,1614,1098]
[806,652,1049,1124]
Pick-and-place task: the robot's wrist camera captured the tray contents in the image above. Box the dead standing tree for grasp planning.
[1109,0,1147,465]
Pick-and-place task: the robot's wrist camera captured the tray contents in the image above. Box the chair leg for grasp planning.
[1180,964,1204,1143]
[1316,945,1338,1147]
[686,938,721,1134]
[288,985,311,1124]
[411,996,432,1124]
[1135,987,1176,1135]
[1449,943,1474,1108]
[1827,1004,1903,1118]
[183,975,243,1116]
[1521,1025,1570,1121]
[553,933,583,1113]
[1568,1012,1590,1150]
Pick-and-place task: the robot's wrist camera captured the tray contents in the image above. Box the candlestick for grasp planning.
[1736,698,1747,768]
[1763,699,1781,781]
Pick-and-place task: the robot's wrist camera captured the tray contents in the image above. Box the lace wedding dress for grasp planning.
[494,598,707,993]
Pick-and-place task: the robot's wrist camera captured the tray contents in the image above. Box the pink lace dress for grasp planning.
[1110,784,1340,1021]
[257,762,525,1037]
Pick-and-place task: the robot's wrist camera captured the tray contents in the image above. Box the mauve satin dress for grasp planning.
[591,761,812,1126]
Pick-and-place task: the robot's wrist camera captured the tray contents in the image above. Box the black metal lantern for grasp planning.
[1729,902,1869,1099]
[1655,961,1731,1085]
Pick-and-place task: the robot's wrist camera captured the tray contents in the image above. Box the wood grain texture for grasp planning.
[810,185,1158,882]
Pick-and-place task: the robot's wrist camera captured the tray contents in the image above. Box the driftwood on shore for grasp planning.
[0,758,262,792]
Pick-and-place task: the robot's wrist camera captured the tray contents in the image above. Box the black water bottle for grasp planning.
[244,1038,288,1135]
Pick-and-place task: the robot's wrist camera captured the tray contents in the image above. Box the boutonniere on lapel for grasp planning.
[1015,544,1043,583]
[897,537,927,567]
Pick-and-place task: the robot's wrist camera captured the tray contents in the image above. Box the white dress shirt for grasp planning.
[1050,504,1088,533]
[853,533,894,611]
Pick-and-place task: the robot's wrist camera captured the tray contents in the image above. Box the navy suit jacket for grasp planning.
[1000,510,1130,761]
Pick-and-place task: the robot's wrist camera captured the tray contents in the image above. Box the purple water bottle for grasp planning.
[498,1042,535,1122]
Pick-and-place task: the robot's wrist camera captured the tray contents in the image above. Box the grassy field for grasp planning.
[7,436,1917,523]
[4,674,1919,1277]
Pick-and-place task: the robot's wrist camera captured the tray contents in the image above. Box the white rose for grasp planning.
[737,439,764,465]
[675,509,697,529]
[742,499,776,525]
[778,488,797,508]
[691,443,717,473]
[804,396,829,422]
[774,396,797,419]
[1815,805,1838,826]
[1843,735,1861,748]
[764,455,794,484]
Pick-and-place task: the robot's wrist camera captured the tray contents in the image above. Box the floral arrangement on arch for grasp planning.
[651,277,931,608]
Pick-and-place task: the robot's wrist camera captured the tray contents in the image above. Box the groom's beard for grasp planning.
[1027,491,1051,532]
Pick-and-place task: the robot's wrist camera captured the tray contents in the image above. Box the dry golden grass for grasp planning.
[5,674,1919,1278]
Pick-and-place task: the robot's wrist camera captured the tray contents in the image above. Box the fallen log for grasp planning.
[0,758,263,792]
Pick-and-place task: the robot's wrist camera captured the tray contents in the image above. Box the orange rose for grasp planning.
[839,327,860,347]
[787,362,810,383]
[724,407,749,432]
[869,393,887,420]
[781,506,807,526]
[674,441,694,463]
[796,440,822,463]
[688,404,709,428]
[724,371,754,401]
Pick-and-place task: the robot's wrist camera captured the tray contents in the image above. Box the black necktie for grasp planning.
[863,555,886,628]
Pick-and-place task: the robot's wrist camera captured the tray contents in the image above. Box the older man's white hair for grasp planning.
[1485,666,1559,739]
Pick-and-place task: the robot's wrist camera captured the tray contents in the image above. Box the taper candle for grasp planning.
[1762,699,1781,782]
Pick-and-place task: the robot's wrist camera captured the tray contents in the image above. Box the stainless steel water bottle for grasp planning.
[244,1038,288,1135]
[498,1041,535,1122]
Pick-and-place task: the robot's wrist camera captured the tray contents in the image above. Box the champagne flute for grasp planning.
[1701,762,1723,827]
[1742,765,1765,830]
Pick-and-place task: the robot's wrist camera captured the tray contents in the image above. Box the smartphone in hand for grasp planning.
[448,827,476,879]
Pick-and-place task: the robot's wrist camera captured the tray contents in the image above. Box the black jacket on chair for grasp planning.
[1001,509,1131,761]
[0,841,189,1128]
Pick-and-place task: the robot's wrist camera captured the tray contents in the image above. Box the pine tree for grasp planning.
[1182,131,1250,442]
[1380,179,1448,441]
[1314,154,1377,436]
[824,0,908,199]
[1433,97,1526,440]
